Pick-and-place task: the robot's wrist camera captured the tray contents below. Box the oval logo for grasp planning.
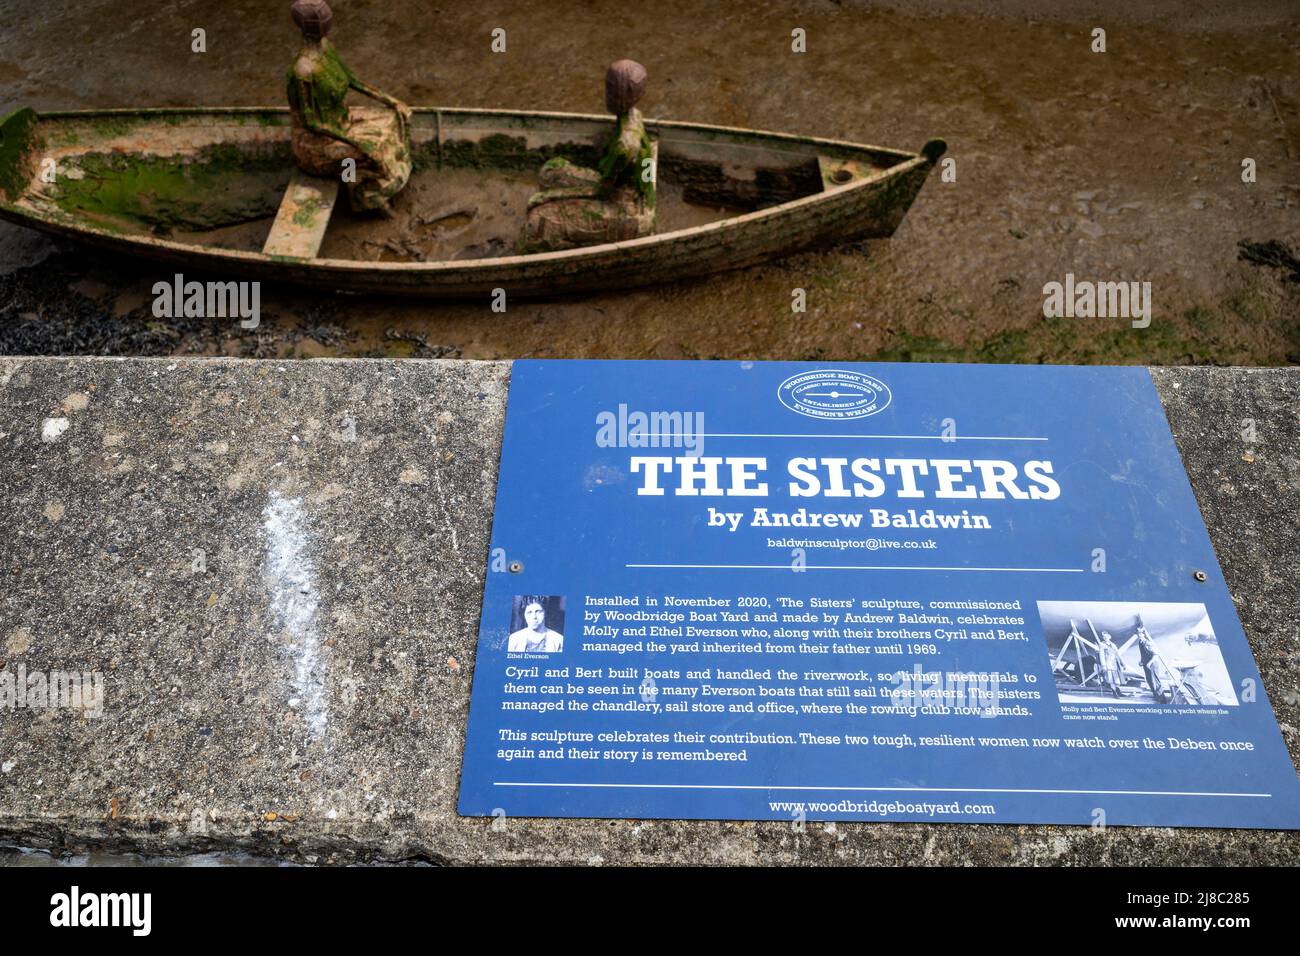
[777,369,892,420]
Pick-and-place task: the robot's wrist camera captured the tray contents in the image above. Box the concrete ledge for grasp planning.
[0,357,1297,865]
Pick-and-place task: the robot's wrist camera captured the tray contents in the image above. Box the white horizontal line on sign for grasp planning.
[629,433,1049,441]
[626,564,1085,573]
[493,783,1272,798]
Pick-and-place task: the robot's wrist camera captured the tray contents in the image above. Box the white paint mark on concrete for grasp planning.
[430,467,460,557]
[41,417,70,442]
[262,492,327,739]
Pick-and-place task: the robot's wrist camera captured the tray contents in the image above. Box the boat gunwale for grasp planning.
[5,106,933,274]
[30,105,920,161]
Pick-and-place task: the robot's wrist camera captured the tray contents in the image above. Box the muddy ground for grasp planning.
[0,0,1297,364]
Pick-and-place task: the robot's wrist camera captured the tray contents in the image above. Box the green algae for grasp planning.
[290,190,333,229]
[82,115,141,139]
[287,42,355,141]
[0,108,39,202]
[436,134,595,173]
[292,202,322,227]
[52,142,293,231]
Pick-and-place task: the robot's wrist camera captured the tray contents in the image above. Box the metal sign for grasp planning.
[458,360,1300,828]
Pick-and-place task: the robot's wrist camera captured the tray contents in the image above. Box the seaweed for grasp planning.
[1238,239,1300,283]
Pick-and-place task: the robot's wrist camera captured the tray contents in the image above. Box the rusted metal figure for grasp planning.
[286,0,411,214]
[522,60,658,251]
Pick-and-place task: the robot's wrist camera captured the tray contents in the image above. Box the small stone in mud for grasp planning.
[6,627,32,656]
[60,392,89,413]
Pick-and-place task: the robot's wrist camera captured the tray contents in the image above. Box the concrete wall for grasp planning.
[0,357,1296,864]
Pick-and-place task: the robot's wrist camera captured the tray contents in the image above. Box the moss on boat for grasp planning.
[0,109,40,202]
[49,142,293,231]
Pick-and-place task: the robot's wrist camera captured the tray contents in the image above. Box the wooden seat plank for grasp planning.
[261,171,340,259]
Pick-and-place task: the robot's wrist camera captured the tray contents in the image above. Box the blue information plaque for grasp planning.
[458,360,1300,828]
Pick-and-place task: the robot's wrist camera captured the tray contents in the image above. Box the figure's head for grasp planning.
[606,59,647,114]
[524,600,546,630]
[291,0,334,40]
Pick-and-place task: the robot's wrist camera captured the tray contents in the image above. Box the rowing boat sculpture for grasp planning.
[0,3,945,297]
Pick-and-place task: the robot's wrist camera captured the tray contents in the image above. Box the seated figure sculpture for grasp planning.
[522,59,657,251]
[285,0,412,214]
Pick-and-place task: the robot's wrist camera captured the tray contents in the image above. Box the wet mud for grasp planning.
[1,0,1297,364]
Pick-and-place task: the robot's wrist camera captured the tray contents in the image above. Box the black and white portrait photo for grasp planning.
[507,595,565,653]
[1038,600,1237,706]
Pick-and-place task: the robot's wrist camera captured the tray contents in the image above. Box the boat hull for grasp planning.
[0,107,942,297]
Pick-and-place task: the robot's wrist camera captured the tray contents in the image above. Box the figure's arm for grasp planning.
[598,119,655,201]
[299,112,380,159]
[347,73,396,107]
[596,133,637,193]
[303,116,377,157]
[601,147,635,181]
[342,65,411,131]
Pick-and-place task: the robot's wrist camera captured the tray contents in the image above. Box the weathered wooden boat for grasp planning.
[0,106,945,297]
